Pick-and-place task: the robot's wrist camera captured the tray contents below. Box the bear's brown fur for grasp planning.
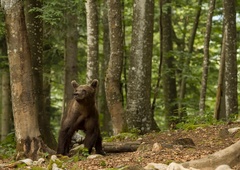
[57,79,105,155]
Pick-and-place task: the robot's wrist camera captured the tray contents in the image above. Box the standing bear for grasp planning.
[57,79,105,155]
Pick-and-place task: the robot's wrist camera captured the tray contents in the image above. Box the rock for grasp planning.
[167,162,199,170]
[215,164,232,170]
[52,163,63,170]
[19,158,33,166]
[69,144,85,155]
[152,142,162,152]
[48,155,64,170]
[144,162,168,170]
[228,127,240,134]
[87,154,103,159]
[33,158,45,165]
[122,165,145,170]
[71,132,84,144]
[167,162,189,170]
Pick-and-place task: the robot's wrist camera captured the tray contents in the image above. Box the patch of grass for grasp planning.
[175,113,226,130]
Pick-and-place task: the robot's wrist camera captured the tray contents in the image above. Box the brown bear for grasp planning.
[57,79,105,155]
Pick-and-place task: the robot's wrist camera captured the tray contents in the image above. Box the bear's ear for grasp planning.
[90,79,98,89]
[71,80,79,89]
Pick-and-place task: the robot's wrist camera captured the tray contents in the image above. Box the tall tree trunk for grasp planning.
[223,0,238,117]
[199,0,215,115]
[1,70,11,141]
[1,37,12,141]
[63,3,79,115]
[126,0,155,134]
[161,0,178,128]
[25,0,57,150]
[105,0,125,135]
[100,0,112,134]
[86,0,99,83]
[3,0,53,160]
[214,31,226,120]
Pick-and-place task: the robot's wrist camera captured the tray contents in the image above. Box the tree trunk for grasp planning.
[199,0,215,115]
[63,3,79,115]
[182,140,240,169]
[0,37,12,141]
[126,0,155,134]
[86,0,99,83]
[25,0,57,150]
[214,30,226,120]
[3,0,54,160]
[223,0,238,117]
[105,0,125,135]
[1,70,12,141]
[161,0,178,128]
[100,0,112,134]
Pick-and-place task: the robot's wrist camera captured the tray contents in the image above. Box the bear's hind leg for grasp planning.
[95,134,105,155]
[83,130,98,154]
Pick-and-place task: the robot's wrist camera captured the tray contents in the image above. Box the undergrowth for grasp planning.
[0,132,16,159]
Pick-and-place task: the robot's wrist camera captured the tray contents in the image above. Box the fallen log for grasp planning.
[103,141,141,153]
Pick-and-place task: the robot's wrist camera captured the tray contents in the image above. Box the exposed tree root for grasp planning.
[182,140,240,170]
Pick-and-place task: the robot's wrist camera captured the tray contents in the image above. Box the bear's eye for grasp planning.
[82,89,87,95]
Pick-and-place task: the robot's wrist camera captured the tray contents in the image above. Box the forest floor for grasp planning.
[1,122,240,170]
[65,122,240,170]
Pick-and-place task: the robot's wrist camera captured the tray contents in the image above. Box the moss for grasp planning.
[104,132,138,142]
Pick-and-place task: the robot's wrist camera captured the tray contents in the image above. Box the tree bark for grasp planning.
[182,140,240,169]
[63,2,79,115]
[223,0,238,117]
[126,0,156,133]
[0,36,12,141]
[86,0,99,83]
[25,0,57,150]
[105,0,125,135]
[161,0,178,128]
[100,0,112,134]
[1,70,12,141]
[214,30,226,120]
[199,0,215,115]
[3,0,54,160]
[103,141,140,153]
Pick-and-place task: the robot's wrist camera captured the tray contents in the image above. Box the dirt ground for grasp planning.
[0,122,240,170]
[67,122,240,170]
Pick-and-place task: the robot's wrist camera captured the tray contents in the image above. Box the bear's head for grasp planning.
[71,79,98,102]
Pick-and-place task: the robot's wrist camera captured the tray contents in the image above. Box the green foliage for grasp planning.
[104,132,139,142]
[99,160,107,167]
[175,113,222,130]
[78,147,90,158]
[0,132,16,159]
